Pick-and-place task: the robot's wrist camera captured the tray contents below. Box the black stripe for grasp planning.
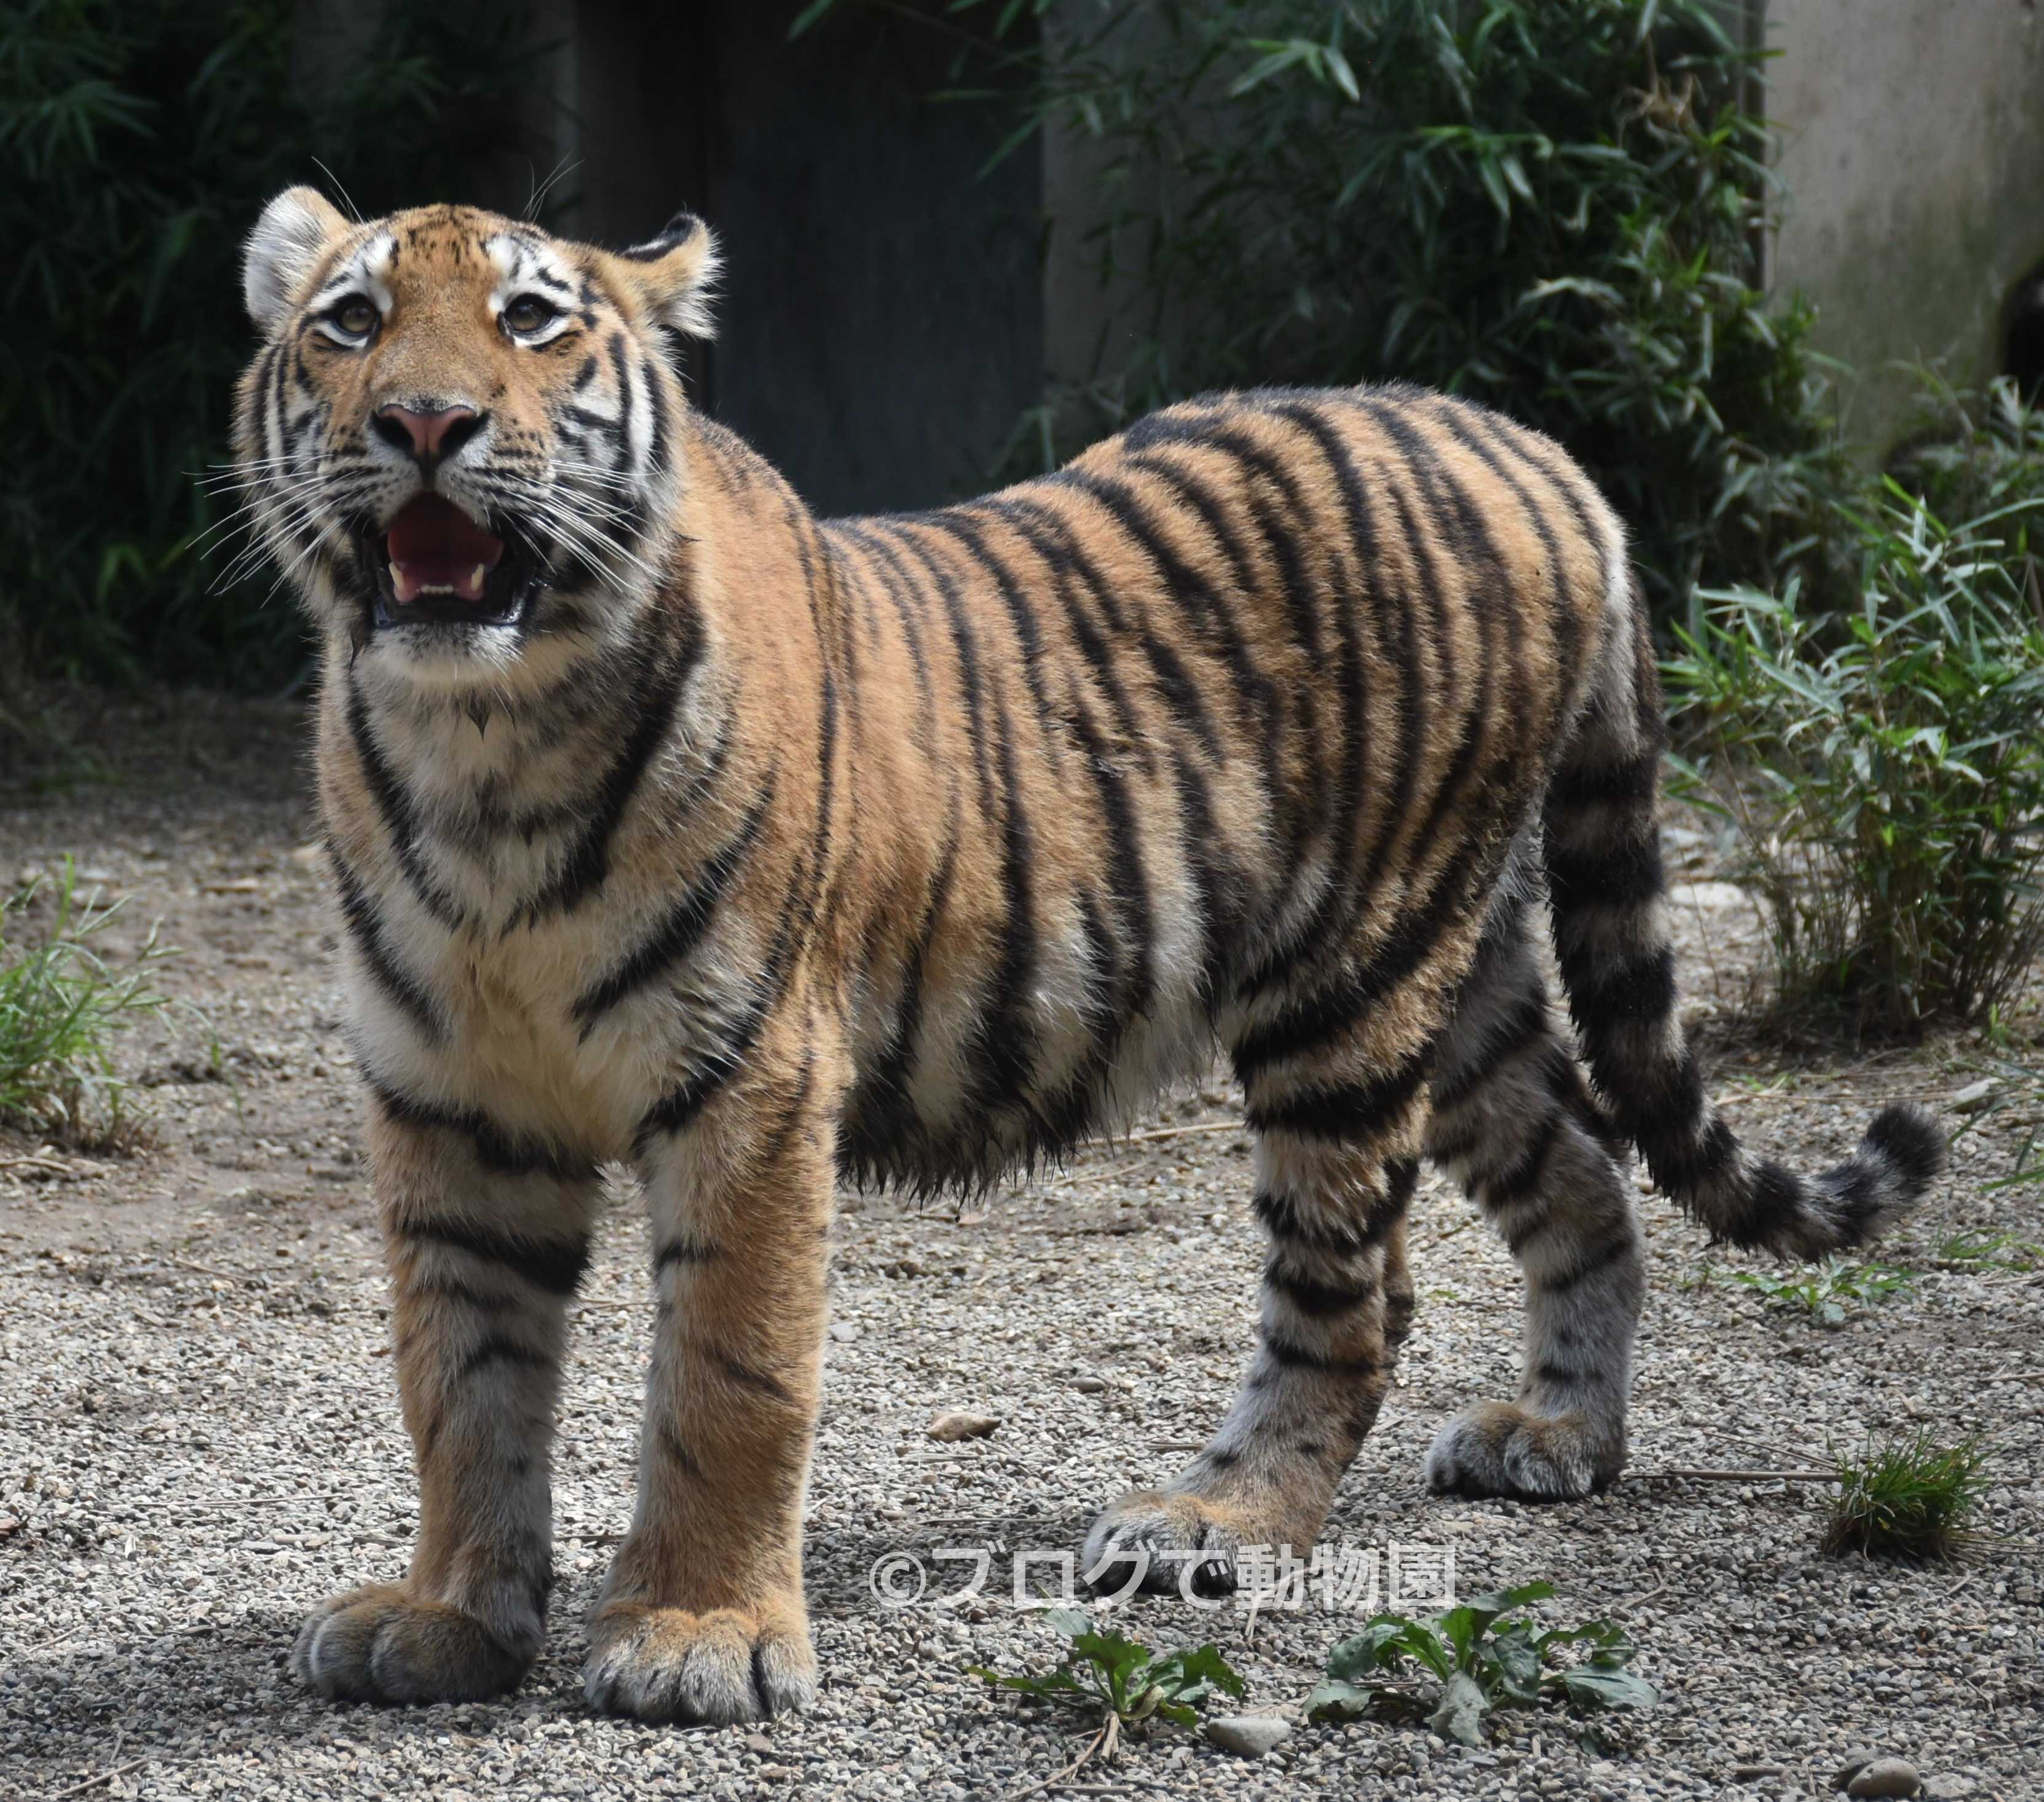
[634,888,803,1152]
[521,616,701,921]
[1566,945,1678,1030]
[344,680,460,927]
[570,786,773,1031]
[1429,987,1552,1116]
[1245,1050,1432,1143]
[330,852,443,1039]
[658,1423,703,1479]
[1263,1335,1378,1378]
[652,1237,722,1273]
[1547,832,1665,914]
[373,1080,598,1185]
[1264,1260,1377,1319]
[986,493,1224,762]
[1547,753,1659,813]
[1542,1233,1636,1296]
[402,1216,593,1297]
[1488,1112,1565,1222]
[711,1347,797,1407]
[458,1335,553,1380]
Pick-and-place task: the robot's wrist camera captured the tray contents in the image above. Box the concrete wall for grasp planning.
[1764,0,2044,446]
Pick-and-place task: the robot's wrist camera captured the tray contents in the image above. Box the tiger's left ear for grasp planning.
[607,211,722,341]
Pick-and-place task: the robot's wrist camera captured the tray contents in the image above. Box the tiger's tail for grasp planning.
[1541,583,1943,1257]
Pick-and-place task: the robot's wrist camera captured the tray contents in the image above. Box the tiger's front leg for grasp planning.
[584,1027,835,1725]
[293,1096,601,1702]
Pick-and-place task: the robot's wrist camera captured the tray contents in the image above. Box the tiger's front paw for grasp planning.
[584,1599,816,1725]
[1426,1401,1622,1501]
[291,1583,538,1704]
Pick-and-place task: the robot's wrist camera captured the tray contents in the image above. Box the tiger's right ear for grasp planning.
[243,187,352,331]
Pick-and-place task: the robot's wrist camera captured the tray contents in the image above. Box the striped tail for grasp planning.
[1542,589,1944,1258]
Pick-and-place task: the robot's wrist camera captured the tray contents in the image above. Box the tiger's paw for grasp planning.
[1425,1402,1622,1501]
[584,1600,816,1725]
[291,1583,537,1704]
[1079,1490,1277,1598]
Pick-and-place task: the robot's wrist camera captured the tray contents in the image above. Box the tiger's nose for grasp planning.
[372,403,486,467]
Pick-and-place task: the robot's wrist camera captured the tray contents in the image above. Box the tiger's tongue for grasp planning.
[385,495,505,605]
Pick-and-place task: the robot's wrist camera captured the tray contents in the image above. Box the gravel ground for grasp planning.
[2,688,2041,1801]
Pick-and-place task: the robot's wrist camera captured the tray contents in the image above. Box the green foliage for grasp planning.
[0,858,180,1146]
[1730,1257,1912,1328]
[1306,1581,1656,1747]
[808,0,1849,618]
[971,1607,1243,1738]
[0,0,548,690]
[1667,387,2044,1037]
[1822,1430,1986,1563]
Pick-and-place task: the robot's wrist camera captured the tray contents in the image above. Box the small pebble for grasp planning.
[1847,1759,1922,1800]
[1922,1779,1976,1801]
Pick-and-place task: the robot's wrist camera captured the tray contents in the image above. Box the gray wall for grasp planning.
[1764,0,2044,446]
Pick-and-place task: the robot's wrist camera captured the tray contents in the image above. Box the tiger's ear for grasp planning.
[608,211,722,341]
[243,186,352,331]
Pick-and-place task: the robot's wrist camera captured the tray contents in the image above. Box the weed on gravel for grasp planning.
[971,1606,1243,1776]
[0,858,181,1147]
[1304,1581,1657,1749]
[1823,1429,1989,1562]
[1731,1257,1915,1327]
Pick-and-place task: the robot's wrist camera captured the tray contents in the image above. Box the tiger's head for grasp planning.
[232,188,717,684]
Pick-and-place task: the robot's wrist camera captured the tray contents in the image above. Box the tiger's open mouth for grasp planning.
[363,494,537,629]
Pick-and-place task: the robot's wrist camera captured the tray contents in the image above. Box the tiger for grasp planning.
[231,186,1943,1725]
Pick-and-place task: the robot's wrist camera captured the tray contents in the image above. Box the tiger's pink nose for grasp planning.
[372,403,484,465]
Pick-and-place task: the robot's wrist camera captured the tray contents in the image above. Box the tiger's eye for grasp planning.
[334,299,377,338]
[503,296,557,336]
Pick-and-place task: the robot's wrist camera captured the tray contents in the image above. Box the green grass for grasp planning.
[0,858,180,1147]
[1306,1582,1656,1747]
[1933,1227,2044,1271]
[1823,1430,1987,1562]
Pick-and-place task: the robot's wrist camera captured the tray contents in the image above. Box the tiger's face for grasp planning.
[232,189,717,685]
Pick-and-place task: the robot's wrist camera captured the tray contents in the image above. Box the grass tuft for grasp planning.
[0,858,180,1148]
[1822,1430,1987,1563]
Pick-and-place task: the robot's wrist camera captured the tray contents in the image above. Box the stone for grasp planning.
[1922,1779,1977,1800]
[1204,1715,1292,1758]
[1949,1079,1999,1114]
[829,1320,861,1342]
[1070,1375,1108,1393]
[1835,1750,1883,1789]
[926,1410,1000,1443]
[1847,1760,1922,1799]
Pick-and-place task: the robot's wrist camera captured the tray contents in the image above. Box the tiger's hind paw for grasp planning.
[291,1584,537,1704]
[1425,1402,1622,1501]
[1080,1490,1308,1598]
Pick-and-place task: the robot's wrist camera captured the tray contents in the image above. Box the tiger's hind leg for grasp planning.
[1422,890,1644,1500]
[1083,1009,1438,1597]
